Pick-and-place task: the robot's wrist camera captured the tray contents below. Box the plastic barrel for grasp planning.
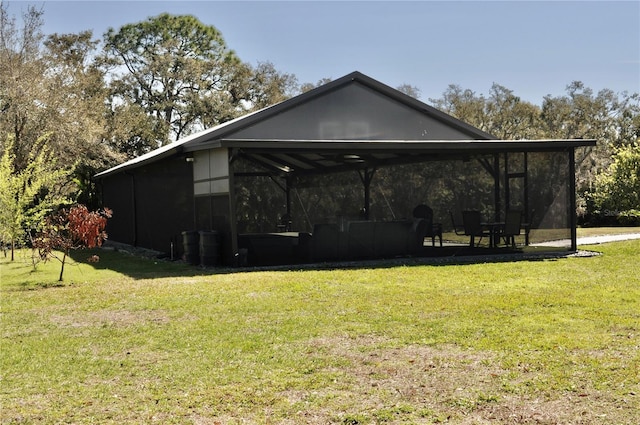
[182,231,200,265]
[199,231,220,266]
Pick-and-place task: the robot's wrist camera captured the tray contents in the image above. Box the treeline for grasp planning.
[1,4,639,242]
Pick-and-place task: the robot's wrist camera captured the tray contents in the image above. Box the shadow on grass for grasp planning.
[67,244,600,279]
[67,247,209,280]
[2,245,599,292]
[231,248,601,274]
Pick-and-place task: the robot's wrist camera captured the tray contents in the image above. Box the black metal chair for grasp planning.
[413,204,442,247]
[501,210,523,247]
[449,211,466,236]
[462,210,491,247]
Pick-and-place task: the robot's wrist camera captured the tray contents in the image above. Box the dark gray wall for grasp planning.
[100,155,194,257]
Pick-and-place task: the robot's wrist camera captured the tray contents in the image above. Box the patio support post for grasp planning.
[524,152,529,224]
[228,149,239,261]
[494,153,501,223]
[569,148,577,251]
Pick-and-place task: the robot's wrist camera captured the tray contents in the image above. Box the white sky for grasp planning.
[6,0,640,104]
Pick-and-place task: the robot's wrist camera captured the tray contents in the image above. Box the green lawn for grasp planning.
[577,226,640,237]
[1,239,639,424]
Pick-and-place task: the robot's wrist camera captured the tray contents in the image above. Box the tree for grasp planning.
[43,31,123,207]
[1,4,120,209]
[429,85,489,132]
[0,3,47,170]
[244,61,298,110]
[102,13,247,144]
[103,102,158,160]
[43,31,120,169]
[614,92,640,149]
[33,204,111,281]
[0,135,72,260]
[396,83,421,99]
[300,78,333,93]
[484,84,543,140]
[430,83,543,139]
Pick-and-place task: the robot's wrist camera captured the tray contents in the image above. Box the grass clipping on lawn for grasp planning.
[1,240,639,424]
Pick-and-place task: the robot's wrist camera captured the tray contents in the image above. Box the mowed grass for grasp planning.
[1,240,639,424]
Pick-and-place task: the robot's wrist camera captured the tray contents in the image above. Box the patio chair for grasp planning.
[462,210,491,247]
[413,204,442,247]
[449,211,465,236]
[501,210,523,247]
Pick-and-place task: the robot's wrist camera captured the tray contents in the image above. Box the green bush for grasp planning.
[587,143,640,225]
[617,209,640,225]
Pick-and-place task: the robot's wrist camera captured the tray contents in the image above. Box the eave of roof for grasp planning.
[96,137,596,179]
[224,138,597,177]
[93,109,263,178]
[212,138,597,152]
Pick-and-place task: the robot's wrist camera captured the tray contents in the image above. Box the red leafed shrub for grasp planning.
[65,204,112,249]
[33,204,112,281]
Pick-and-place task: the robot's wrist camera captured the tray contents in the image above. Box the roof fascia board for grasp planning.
[94,144,184,178]
[217,138,597,152]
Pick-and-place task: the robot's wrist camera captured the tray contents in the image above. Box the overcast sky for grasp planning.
[6,1,640,104]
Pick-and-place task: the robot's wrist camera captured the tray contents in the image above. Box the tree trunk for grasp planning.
[11,240,15,261]
[58,250,67,282]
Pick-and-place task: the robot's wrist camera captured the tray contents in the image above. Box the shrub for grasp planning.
[33,204,112,281]
[586,143,640,225]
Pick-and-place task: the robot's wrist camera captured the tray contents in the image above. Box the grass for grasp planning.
[577,226,640,237]
[1,238,639,424]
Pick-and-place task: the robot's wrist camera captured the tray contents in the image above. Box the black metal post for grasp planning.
[227,149,239,261]
[494,154,501,223]
[524,152,529,223]
[569,148,577,251]
[504,152,510,217]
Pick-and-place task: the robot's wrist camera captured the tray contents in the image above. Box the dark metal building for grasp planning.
[95,72,595,266]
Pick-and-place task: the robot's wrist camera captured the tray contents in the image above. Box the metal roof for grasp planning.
[95,71,596,179]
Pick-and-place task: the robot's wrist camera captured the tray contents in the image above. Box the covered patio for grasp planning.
[222,139,591,266]
[95,72,595,267]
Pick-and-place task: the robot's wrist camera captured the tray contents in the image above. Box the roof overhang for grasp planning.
[95,138,596,179]
[202,138,597,177]
[210,138,596,152]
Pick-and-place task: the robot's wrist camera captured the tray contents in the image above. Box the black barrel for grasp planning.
[199,231,220,266]
[182,231,200,265]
